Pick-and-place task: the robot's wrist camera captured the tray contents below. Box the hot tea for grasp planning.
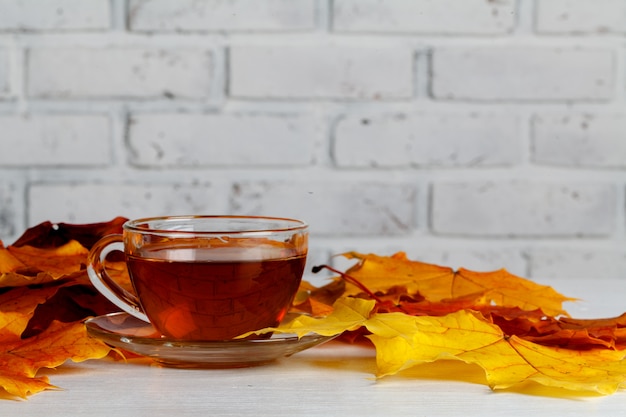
[126,244,306,340]
[87,215,308,343]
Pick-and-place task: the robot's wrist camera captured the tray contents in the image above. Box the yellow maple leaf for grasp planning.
[241,297,376,339]
[366,310,626,394]
[265,297,626,394]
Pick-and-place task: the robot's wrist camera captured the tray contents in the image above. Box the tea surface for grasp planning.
[127,245,306,340]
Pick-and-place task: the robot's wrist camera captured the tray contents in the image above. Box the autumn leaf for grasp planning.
[0,240,89,288]
[22,285,120,339]
[0,217,128,289]
[365,309,626,394]
[0,218,127,399]
[0,242,27,272]
[0,372,54,400]
[11,217,127,250]
[242,297,377,339]
[272,297,626,394]
[0,321,111,399]
[0,285,62,342]
[8,240,88,274]
[0,283,116,399]
[0,280,116,398]
[515,313,626,350]
[266,253,626,394]
[342,252,575,317]
[342,252,451,298]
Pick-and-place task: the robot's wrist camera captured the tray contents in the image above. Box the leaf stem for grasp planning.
[312,264,408,313]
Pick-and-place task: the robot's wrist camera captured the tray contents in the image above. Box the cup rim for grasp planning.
[123,215,308,235]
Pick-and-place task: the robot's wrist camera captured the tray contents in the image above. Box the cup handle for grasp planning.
[87,235,150,323]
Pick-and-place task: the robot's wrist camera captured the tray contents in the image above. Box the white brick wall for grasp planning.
[532,113,626,168]
[28,183,230,225]
[0,182,15,236]
[536,0,626,34]
[0,115,110,166]
[333,113,521,167]
[128,0,316,32]
[128,113,319,167]
[530,250,626,279]
[0,0,111,31]
[231,181,417,236]
[27,48,213,99]
[229,45,413,99]
[0,48,8,97]
[432,181,616,237]
[432,46,615,101]
[1,0,626,279]
[332,0,516,34]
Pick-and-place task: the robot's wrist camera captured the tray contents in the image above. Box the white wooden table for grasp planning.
[3,278,626,416]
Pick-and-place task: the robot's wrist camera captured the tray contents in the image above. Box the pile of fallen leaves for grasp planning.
[252,253,626,395]
[1,218,626,399]
[0,218,128,399]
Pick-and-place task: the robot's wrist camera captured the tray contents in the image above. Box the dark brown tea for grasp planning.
[126,243,306,341]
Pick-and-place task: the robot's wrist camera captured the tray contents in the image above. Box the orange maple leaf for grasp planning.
[0,240,88,288]
[0,285,62,342]
[0,241,27,272]
[0,218,128,399]
[0,282,115,399]
[342,252,575,317]
[0,321,111,399]
[1,217,128,289]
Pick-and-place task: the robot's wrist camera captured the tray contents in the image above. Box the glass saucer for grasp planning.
[85,312,335,368]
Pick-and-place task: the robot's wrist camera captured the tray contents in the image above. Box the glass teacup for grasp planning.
[87,215,308,341]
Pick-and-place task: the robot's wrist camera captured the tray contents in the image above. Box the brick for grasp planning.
[128,113,318,167]
[532,113,626,168]
[0,0,110,31]
[28,184,229,225]
[333,113,520,168]
[529,249,626,279]
[230,182,417,236]
[0,182,16,238]
[229,45,412,100]
[0,114,110,166]
[431,46,615,101]
[129,0,315,32]
[431,181,616,237]
[0,48,9,97]
[333,0,515,34]
[27,48,212,99]
[536,0,626,34]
